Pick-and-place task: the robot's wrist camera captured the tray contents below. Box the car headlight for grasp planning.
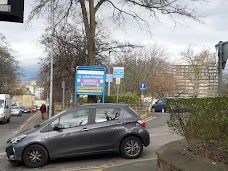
[10,134,27,144]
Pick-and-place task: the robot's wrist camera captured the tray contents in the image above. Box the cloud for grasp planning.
[1,0,228,81]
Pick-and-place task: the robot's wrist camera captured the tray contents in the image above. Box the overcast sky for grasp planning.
[0,0,227,81]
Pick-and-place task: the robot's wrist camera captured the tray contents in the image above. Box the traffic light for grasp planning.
[222,43,228,69]
[0,0,24,23]
[215,41,228,70]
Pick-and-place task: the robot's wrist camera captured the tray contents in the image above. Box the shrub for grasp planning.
[167,97,228,165]
[105,94,140,104]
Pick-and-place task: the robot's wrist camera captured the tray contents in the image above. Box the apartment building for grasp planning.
[172,62,218,97]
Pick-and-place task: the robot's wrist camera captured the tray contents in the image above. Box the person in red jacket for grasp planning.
[40,104,46,119]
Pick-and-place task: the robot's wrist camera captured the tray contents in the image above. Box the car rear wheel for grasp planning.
[23,144,48,168]
[120,136,143,159]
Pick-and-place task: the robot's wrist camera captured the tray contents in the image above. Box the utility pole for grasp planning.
[49,0,54,118]
[62,81,65,111]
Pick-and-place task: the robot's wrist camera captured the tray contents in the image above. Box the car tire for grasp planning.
[23,144,48,168]
[120,136,143,159]
[152,108,156,113]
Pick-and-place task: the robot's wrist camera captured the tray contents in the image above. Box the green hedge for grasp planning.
[167,97,228,165]
[104,94,140,104]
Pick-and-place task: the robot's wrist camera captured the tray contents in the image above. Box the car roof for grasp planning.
[75,103,129,108]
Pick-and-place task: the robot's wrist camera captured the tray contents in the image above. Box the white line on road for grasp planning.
[13,112,39,134]
[150,133,170,136]
[0,152,5,156]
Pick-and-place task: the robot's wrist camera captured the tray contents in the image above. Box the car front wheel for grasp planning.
[23,144,48,168]
[152,108,156,113]
[120,136,143,159]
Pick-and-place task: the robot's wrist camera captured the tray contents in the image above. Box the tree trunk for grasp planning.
[80,0,96,66]
[79,0,99,103]
[88,0,96,66]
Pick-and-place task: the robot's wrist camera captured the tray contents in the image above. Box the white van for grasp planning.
[0,94,11,123]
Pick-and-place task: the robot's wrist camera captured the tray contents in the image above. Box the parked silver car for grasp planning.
[6,103,150,168]
[10,106,22,116]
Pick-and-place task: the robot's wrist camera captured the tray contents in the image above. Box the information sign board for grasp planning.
[113,67,124,78]
[74,66,106,103]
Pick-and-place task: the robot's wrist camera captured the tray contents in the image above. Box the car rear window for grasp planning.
[95,108,121,123]
[125,106,140,118]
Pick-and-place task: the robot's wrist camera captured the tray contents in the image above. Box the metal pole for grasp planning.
[108,68,111,96]
[218,41,223,97]
[108,51,111,96]
[49,0,54,118]
[62,81,65,111]
[117,84,119,103]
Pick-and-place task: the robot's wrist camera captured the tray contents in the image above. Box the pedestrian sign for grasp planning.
[140,83,146,90]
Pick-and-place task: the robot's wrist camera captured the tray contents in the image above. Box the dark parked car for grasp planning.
[21,106,30,113]
[6,103,150,168]
[151,97,175,112]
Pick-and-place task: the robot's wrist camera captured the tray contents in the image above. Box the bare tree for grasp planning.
[38,23,133,103]
[28,0,207,66]
[179,45,217,97]
[112,45,178,98]
[0,33,21,95]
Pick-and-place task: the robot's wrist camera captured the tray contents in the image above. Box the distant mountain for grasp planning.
[19,64,39,81]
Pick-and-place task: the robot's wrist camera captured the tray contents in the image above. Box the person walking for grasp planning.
[40,104,46,119]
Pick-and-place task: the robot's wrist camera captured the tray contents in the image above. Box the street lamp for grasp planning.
[49,0,54,118]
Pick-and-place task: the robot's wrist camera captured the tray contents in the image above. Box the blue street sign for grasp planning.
[140,83,146,90]
[113,67,124,78]
[106,74,113,82]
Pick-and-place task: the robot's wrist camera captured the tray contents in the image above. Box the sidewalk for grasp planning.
[16,111,48,133]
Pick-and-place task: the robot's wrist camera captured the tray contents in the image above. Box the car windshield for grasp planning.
[12,106,20,109]
[0,100,4,108]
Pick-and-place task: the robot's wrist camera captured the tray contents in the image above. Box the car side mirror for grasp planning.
[53,123,63,130]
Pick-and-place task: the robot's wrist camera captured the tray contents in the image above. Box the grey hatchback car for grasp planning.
[6,103,150,168]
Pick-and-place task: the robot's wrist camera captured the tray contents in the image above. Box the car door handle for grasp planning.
[117,122,123,125]
[80,128,89,132]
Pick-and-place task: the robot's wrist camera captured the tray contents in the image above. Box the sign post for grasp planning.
[113,67,124,103]
[106,74,113,96]
[140,83,146,107]
[62,81,65,111]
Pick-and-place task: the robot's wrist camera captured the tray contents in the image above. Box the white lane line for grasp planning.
[0,152,5,156]
[13,112,39,134]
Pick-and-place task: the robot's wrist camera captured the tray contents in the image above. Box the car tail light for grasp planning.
[136,119,146,127]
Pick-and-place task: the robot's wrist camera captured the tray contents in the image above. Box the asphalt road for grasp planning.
[0,111,182,171]
[0,112,34,152]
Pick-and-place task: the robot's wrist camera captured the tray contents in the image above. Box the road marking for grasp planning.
[62,165,108,171]
[13,112,39,134]
[145,116,156,122]
[0,152,5,158]
[150,132,170,136]
[61,158,157,171]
